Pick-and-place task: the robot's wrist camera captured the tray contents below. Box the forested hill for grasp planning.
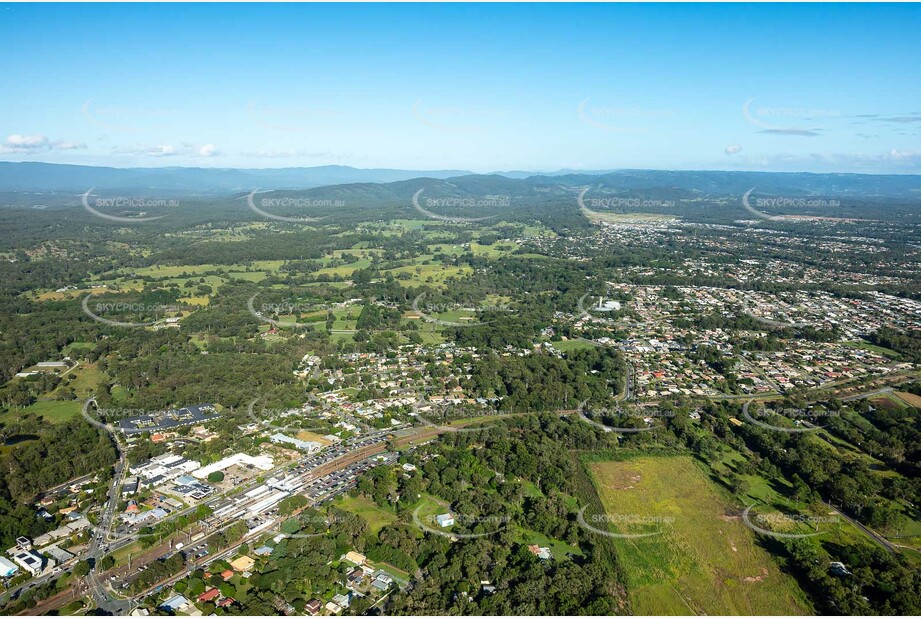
[2,162,918,199]
[0,162,473,193]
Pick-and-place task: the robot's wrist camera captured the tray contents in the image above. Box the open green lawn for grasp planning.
[366,560,411,584]
[78,263,288,299]
[842,340,903,361]
[552,339,599,352]
[469,241,518,257]
[314,258,372,277]
[335,495,398,534]
[519,479,544,499]
[63,341,96,354]
[385,262,472,287]
[110,385,129,402]
[422,330,445,342]
[588,455,811,616]
[227,270,270,282]
[515,527,583,559]
[112,264,219,278]
[108,261,286,278]
[413,494,454,531]
[12,400,82,424]
[56,362,104,398]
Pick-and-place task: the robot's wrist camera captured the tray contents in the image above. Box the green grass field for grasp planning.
[314,258,372,277]
[581,209,680,223]
[414,494,449,519]
[588,456,811,615]
[63,341,96,354]
[515,527,583,559]
[384,262,472,287]
[335,495,398,534]
[13,400,82,423]
[56,362,104,398]
[552,339,599,352]
[842,340,903,361]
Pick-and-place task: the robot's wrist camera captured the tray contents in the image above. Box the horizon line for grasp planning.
[1,160,920,178]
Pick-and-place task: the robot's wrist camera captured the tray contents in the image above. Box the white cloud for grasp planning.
[119,142,220,158]
[6,134,49,148]
[0,134,86,153]
[132,144,176,157]
[724,145,742,155]
[53,140,87,150]
[242,149,333,159]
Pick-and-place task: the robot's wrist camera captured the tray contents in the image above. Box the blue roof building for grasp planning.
[160,594,189,611]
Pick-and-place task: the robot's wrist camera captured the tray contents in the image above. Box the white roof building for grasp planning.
[10,549,48,576]
[0,556,18,577]
[192,453,274,479]
[269,433,322,453]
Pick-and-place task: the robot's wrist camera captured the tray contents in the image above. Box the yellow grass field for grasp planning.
[296,431,333,445]
[588,456,810,616]
[894,391,921,407]
[580,208,679,223]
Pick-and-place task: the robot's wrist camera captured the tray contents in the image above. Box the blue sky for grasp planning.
[1,3,919,173]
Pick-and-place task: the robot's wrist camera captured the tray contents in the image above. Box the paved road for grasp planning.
[842,387,894,401]
[19,431,399,615]
[824,502,896,555]
[615,363,635,401]
[2,399,128,608]
[82,398,134,614]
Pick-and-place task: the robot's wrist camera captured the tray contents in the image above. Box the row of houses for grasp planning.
[2,536,74,578]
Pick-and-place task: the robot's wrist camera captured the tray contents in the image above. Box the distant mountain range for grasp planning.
[256,169,921,203]
[0,162,474,193]
[0,162,919,200]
